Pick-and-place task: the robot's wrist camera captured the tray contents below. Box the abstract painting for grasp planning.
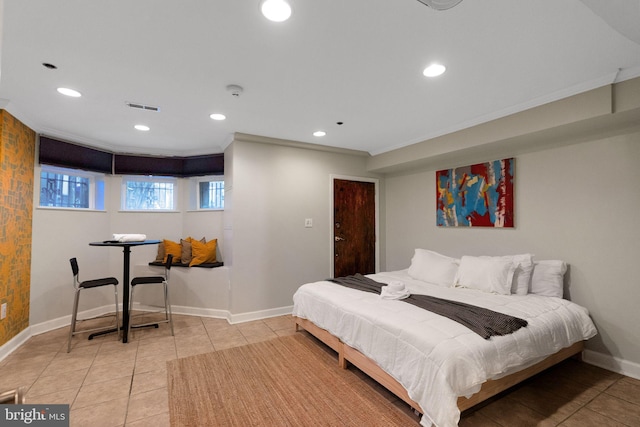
[436,158,514,227]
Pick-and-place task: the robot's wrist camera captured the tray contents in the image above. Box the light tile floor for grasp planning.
[1,312,639,427]
[0,312,296,427]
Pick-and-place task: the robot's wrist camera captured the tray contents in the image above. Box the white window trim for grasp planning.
[190,175,224,211]
[121,175,179,212]
[38,165,106,211]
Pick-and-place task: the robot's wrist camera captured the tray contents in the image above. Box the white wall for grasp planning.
[225,136,382,315]
[30,169,224,326]
[384,132,640,372]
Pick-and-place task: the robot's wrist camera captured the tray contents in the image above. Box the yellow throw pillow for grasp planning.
[190,239,217,266]
[163,239,182,264]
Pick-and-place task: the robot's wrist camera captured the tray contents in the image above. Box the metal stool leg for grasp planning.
[67,289,81,353]
[113,284,120,340]
[128,284,135,340]
[164,282,174,336]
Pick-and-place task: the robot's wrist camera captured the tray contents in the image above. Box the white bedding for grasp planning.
[292,270,597,427]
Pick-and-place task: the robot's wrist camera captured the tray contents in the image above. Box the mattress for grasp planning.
[292,270,597,427]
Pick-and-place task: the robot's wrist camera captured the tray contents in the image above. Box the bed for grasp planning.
[292,250,598,427]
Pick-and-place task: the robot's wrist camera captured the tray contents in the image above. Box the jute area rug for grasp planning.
[167,333,420,426]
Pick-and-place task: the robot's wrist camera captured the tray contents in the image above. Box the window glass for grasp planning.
[39,166,104,209]
[198,180,224,210]
[122,176,177,210]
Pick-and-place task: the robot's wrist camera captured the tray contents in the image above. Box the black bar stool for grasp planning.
[68,258,120,352]
[128,253,175,338]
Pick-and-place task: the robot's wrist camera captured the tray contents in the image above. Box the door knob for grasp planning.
[335,236,345,242]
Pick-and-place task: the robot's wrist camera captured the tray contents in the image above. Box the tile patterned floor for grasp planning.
[1,312,639,427]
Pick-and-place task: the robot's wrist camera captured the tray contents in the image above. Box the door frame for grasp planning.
[329,174,380,277]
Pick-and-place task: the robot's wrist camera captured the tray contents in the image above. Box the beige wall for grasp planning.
[224,135,382,315]
[382,80,640,376]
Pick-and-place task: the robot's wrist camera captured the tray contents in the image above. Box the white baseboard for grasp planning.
[583,349,640,380]
[132,302,229,320]
[131,303,293,324]
[2,303,294,362]
[228,305,294,324]
[0,328,31,362]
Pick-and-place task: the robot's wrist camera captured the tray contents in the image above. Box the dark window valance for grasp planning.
[182,155,224,176]
[38,135,224,177]
[114,153,224,177]
[39,136,113,174]
[114,155,184,176]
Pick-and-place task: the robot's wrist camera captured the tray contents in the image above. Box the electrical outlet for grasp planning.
[1,303,6,320]
[304,218,313,228]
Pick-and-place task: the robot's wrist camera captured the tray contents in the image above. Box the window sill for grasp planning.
[37,206,106,212]
[118,210,180,213]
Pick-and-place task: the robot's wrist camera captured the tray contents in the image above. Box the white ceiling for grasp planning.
[1,0,639,157]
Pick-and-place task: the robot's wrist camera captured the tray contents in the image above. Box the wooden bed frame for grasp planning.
[294,316,584,414]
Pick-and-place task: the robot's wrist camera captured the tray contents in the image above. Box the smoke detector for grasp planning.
[417,0,463,11]
[226,84,244,97]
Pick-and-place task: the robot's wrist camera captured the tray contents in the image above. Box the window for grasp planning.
[187,176,224,210]
[39,166,105,209]
[121,176,177,211]
[198,179,225,210]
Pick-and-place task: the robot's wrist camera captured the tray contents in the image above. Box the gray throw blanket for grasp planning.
[328,274,528,339]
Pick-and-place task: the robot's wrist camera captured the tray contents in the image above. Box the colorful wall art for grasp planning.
[436,158,514,227]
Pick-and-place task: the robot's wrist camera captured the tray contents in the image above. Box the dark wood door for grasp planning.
[333,179,376,277]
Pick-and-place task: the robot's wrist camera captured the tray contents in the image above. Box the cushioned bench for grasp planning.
[148,261,224,268]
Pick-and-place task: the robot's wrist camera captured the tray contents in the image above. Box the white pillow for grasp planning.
[454,256,516,295]
[407,249,459,287]
[494,254,534,295]
[530,260,567,298]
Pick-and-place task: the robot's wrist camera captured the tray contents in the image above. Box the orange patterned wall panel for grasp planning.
[0,110,35,346]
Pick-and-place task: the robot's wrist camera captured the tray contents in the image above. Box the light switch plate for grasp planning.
[304,218,313,228]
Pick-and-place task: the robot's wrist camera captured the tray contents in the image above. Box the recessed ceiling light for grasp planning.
[57,87,82,97]
[134,124,150,131]
[417,0,464,11]
[210,113,226,121]
[313,131,326,137]
[261,0,292,22]
[423,63,446,77]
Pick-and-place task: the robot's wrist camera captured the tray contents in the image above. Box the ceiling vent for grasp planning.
[417,0,463,11]
[126,102,160,112]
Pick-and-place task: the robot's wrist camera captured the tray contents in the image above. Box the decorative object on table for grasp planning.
[128,254,175,338]
[67,257,120,352]
[436,158,514,227]
[112,233,147,242]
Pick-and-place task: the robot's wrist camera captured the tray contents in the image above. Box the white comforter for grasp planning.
[292,270,597,427]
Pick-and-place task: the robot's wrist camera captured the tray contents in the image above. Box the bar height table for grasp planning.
[89,240,161,343]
